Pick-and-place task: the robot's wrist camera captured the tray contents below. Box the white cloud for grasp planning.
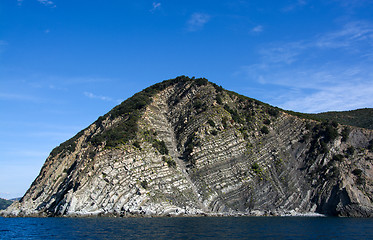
[259,42,306,64]
[254,21,373,65]
[239,62,373,113]
[331,0,373,8]
[0,92,40,102]
[316,22,373,50]
[251,25,263,33]
[4,149,49,158]
[84,92,121,103]
[281,83,373,113]
[238,21,373,113]
[84,92,111,101]
[187,13,211,32]
[282,0,307,12]
[37,0,56,7]
[151,2,161,12]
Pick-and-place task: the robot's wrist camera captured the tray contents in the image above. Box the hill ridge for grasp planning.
[2,76,373,217]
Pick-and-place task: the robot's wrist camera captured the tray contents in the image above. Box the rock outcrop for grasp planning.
[2,76,373,217]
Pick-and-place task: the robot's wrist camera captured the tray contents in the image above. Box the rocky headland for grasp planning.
[2,76,373,217]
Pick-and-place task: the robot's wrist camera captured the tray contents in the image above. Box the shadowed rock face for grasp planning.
[2,76,373,217]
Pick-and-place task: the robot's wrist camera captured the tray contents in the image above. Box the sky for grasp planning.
[1,0,373,199]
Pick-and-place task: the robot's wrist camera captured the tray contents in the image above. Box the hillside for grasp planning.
[311,108,373,130]
[2,76,373,217]
[0,198,13,210]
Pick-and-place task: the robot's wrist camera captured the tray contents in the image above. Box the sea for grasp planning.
[1,216,373,240]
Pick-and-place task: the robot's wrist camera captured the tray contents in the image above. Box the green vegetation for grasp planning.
[352,168,365,185]
[222,116,229,129]
[152,139,169,155]
[284,110,322,122]
[215,94,223,105]
[307,121,339,158]
[224,104,243,123]
[267,108,280,118]
[332,154,344,162]
[0,198,13,210]
[132,141,141,150]
[341,127,351,142]
[285,108,373,130]
[312,108,373,130]
[251,162,262,174]
[352,168,363,176]
[207,119,216,127]
[193,100,203,110]
[90,75,205,148]
[183,133,201,164]
[263,119,271,125]
[300,132,311,143]
[261,126,269,134]
[162,156,176,168]
[47,75,372,159]
[368,140,373,152]
[50,131,82,157]
[51,75,214,154]
[345,146,355,156]
[140,180,148,189]
[324,124,339,143]
[194,77,208,86]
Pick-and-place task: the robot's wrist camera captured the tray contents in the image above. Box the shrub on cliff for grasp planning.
[152,139,169,155]
[261,126,269,134]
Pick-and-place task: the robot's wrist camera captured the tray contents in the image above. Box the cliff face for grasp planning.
[2,77,373,217]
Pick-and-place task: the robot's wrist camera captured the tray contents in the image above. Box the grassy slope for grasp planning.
[311,108,373,130]
[0,198,13,210]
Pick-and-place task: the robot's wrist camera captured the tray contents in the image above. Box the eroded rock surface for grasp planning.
[2,77,373,217]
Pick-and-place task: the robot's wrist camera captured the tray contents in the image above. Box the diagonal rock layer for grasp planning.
[2,76,373,217]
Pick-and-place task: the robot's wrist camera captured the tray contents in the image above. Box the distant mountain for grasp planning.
[10,197,22,201]
[311,108,373,130]
[2,76,373,218]
[0,198,12,210]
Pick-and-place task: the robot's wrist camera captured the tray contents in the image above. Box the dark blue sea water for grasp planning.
[1,216,373,240]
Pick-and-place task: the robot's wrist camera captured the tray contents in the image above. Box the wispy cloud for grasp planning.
[239,63,373,113]
[238,21,373,113]
[187,13,211,32]
[0,92,41,102]
[4,149,49,158]
[262,21,373,64]
[27,76,113,89]
[258,42,305,64]
[84,92,121,103]
[282,0,307,12]
[0,40,7,54]
[37,0,56,8]
[316,22,373,50]
[281,82,373,113]
[331,0,373,8]
[150,2,161,12]
[17,0,23,6]
[251,25,264,33]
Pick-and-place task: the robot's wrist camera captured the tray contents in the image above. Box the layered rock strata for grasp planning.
[2,77,373,217]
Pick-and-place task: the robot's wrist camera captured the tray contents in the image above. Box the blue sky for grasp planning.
[1,0,373,199]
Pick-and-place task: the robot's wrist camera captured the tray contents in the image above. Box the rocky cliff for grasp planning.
[2,76,373,217]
